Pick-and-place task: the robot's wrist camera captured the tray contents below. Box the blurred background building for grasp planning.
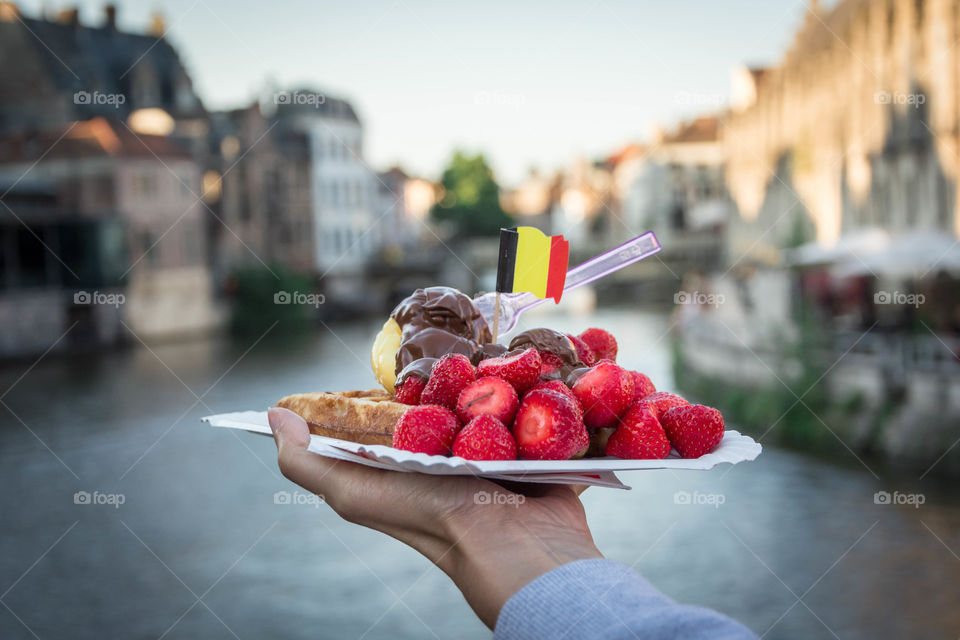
[0,0,958,464]
[2,2,960,639]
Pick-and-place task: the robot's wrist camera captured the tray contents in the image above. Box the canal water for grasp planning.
[1,309,957,639]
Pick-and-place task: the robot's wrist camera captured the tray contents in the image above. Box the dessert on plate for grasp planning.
[277,286,726,461]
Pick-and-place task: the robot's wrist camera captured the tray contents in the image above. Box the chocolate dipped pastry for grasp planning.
[371,286,492,392]
[508,328,583,380]
[392,286,492,344]
[395,328,480,373]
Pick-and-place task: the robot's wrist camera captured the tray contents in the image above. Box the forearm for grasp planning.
[493,558,758,639]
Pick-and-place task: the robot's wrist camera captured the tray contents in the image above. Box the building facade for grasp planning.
[724,0,960,261]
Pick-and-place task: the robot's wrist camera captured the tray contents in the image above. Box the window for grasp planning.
[15,226,49,287]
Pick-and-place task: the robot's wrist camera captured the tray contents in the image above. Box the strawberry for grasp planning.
[629,371,656,401]
[456,376,519,426]
[570,360,635,429]
[476,348,541,394]
[420,353,476,411]
[392,405,460,455]
[660,404,724,458]
[578,328,618,362]
[527,380,582,417]
[452,415,517,460]
[606,404,671,459]
[538,351,566,378]
[567,333,597,366]
[394,376,426,405]
[637,391,689,419]
[513,388,589,460]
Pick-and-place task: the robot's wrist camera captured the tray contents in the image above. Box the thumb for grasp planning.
[268,407,311,458]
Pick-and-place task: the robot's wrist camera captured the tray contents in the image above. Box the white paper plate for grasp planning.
[203,410,762,490]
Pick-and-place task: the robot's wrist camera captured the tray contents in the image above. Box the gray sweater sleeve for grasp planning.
[494,559,757,640]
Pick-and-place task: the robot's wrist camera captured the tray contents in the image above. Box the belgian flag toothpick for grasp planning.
[491,226,569,338]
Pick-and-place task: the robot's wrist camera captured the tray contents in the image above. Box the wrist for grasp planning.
[443,512,602,628]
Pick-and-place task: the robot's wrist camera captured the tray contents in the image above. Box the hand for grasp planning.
[268,407,603,628]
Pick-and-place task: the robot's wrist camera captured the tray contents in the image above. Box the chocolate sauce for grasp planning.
[472,342,509,364]
[391,286,492,344]
[508,328,582,379]
[565,366,591,387]
[396,357,438,385]
[395,327,480,372]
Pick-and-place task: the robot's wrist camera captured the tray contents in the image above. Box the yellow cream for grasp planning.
[371,317,402,393]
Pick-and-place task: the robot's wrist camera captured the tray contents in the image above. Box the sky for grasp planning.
[21,0,819,186]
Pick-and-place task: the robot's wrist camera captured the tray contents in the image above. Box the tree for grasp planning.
[431,151,513,237]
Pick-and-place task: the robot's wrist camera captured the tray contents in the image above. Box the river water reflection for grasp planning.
[1,309,957,639]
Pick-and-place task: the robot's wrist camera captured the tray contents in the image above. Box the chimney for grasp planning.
[148,11,165,37]
[104,3,116,30]
[57,7,78,27]
[0,1,20,22]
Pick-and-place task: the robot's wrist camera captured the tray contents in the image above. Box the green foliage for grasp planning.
[228,265,314,336]
[670,316,872,454]
[430,150,513,237]
[784,209,815,249]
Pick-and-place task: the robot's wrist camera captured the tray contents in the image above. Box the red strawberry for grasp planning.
[629,371,656,401]
[660,404,724,458]
[567,333,597,366]
[452,415,517,460]
[513,389,589,460]
[528,379,576,402]
[538,351,566,378]
[420,353,476,411]
[637,391,689,419]
[570,360,635,429]
[456,376,519,426]
[394,376,426,405]
[476,348,541,394]
[527,380,582,417]
[392,405,459,455]
[606,404,671,459]
[579,328,618,362]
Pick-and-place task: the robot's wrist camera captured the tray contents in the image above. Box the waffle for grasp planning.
[276,390,406,446]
